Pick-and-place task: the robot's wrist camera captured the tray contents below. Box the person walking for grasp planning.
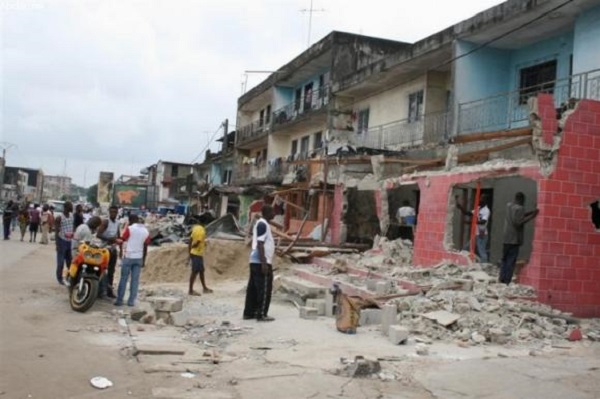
[28,204,41,243]
[96,205,121,298]
[188,217,213,296]
[54,201,74,285]
[115,214,150,307]
[73,204,84,231]
[18,209,29,241]
[456,194,491,262]
[3,200,15,240]
[243,204,275,322]
[499,192,539,285]
[40,205,51,244]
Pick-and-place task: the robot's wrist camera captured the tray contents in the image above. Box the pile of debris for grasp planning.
[328,236,413,271]
[146,215,188,246]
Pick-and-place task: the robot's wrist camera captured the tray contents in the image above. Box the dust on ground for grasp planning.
[142,239,292,284]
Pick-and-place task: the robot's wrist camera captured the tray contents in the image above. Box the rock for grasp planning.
[299,306,318,320]
[489,328,509,344]
[155,310,172,324]
[347,357,381,377]
[130,309,148,322]
[466,271,494,282]
[140,314,155,324]
[415,343,429,356]
[468,297,482,312]
[454,303,471,314]
[516,329,531,340]
[150,297,183,313]
[388,326,409,345]
[422,310,460,327]
[471,332,486,344]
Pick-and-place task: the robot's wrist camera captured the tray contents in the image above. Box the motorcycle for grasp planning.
[67,240,110,312]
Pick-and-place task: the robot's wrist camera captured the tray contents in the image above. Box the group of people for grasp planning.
[54,202,151,307]
[2,200,52,243]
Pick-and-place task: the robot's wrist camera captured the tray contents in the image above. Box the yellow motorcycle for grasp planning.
[68,240,110,312]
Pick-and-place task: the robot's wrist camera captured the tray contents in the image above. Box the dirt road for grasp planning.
[1,238,599,399]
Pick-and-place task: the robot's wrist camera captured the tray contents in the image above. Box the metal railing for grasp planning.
[236,120,269,145]
[272,85,329,128]
[457,69,600,135]
[232,161,289,184]
[344,110,452,149]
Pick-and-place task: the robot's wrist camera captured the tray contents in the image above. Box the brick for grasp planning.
[573,122,589,134]
[561,181,576,193]
[559,208,573,219]
[568,195,582,208]
[575,184,592,196]
[562,157,578,170]
[569,280,583,293]
[556,256,571,268]
[388,326,409,345]
[588,234,600,245]
[584,172,599,185]
[578,133,594,147]
[546,268,563,279]
[544,180,562,193]
[575,269,592,280]
[585,148,600,160]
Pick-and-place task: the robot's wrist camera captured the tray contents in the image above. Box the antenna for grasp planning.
[300,0,325,47]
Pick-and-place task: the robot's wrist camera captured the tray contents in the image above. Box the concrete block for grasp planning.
[170,309,193,327]
[381,304,397,336]
[280,276,326,298]
[366,279,378,291]
[305,299,326,316]
[325,290,335,317]
[388,326,409,345]
[151,297,183,313]
[359,308,382,326]
[375,281,391,295]
[299,306,318,320]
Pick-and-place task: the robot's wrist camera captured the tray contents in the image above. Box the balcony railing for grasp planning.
[457,69,600,135]
[344,110,452,149]
[232,161,289,184]
[237,120,269,146]
[272,85,329,128]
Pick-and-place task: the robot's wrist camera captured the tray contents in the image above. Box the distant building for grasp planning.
[143,160,193,208]
[44,175,72,200]
[2,166,44,203]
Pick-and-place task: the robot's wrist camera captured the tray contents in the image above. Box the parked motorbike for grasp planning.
[67,240,110,312]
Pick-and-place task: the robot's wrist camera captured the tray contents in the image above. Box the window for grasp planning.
[303,83,313,111]
[223,170,232,185]
[408,90,424,123]
[314,131,323,149]
[171,164,179,177]
[291,139,298,155]
[357,108,369,134]
[265,104,271,124]
[519,60,557,104]
[294,88,302,111]
[300,136,310,154]
[259,109,264,127]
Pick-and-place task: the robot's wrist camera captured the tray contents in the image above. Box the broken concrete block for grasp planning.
[365,279,378,291]
[488,328,510,344]
[151,297,183,313]
[155,310,172,324]
[381,304,397,336]
[299,306,318,320]
[422,310,460,327]
[346,357,381,378]
[415,343,429,355]
[388,326,409,345]
[170,310,192,327]
[359,308,382,326]
[305,299,326,316]
[467,271,494,282]
[375,281,391,295]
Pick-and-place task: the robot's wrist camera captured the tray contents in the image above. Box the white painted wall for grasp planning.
[268,123,326,159]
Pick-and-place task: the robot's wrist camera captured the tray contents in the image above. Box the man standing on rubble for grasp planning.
[455,194,491,262]
[97,205,121,298]
[243,204,275,322]
[188,218,213,296]
[499,192,539,285]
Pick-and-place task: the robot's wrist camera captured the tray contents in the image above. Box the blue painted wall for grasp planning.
[273,87,293,110]
[573,5,600,74]
[210,164,222,185]
[508,32,573,91]
[454,41,511,105]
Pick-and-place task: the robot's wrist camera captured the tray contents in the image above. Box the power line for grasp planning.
[189,123,223,164]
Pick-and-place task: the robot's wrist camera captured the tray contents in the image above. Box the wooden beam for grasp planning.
[456,136,532,162]
[451,128,533,144]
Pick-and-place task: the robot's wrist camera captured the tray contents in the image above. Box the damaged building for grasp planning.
[225,0,600,317]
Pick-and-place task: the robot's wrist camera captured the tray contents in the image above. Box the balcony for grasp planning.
[232,161,289,186]
[343,110,452,150]
[272,85,329,132]
[236,120,269,149]
[457,69,600,135]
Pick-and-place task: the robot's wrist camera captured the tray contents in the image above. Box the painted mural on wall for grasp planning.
[113,185,147,208]
[97,172,114,205]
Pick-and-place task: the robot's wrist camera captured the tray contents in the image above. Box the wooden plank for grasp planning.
[451,128,533,144]
[456,137,532,162]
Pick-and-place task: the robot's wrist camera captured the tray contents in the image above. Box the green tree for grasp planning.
[87,183,98,205]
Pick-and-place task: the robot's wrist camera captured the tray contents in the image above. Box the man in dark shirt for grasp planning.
[3,200,15,240]
[499,192,539,285]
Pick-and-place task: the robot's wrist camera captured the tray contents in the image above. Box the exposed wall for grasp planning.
[425,71,451,114]
[573,5,600,74]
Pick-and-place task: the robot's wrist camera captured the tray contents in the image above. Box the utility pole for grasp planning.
[0,142,17,202]
[300,0,325,48]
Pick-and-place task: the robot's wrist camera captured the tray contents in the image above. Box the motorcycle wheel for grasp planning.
[70,278,99,312]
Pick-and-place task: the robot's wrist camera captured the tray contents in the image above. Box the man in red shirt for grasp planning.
[115,214,150,307]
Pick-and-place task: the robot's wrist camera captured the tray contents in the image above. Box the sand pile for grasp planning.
[142,239,289,284]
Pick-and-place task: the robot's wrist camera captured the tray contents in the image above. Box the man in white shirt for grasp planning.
[396,200,416,225]
[456,194,491,262]
[243,204,275,322]
[71,216,102,259]
[115,214,150,307]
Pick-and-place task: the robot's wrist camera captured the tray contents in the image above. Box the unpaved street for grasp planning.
[1,239,600,399]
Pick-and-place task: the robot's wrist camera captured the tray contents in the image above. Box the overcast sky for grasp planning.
[1,0,504,187]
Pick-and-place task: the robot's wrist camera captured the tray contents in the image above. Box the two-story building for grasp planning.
[144,160,194,208]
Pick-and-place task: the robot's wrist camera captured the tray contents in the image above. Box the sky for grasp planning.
[1,0,505,187]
